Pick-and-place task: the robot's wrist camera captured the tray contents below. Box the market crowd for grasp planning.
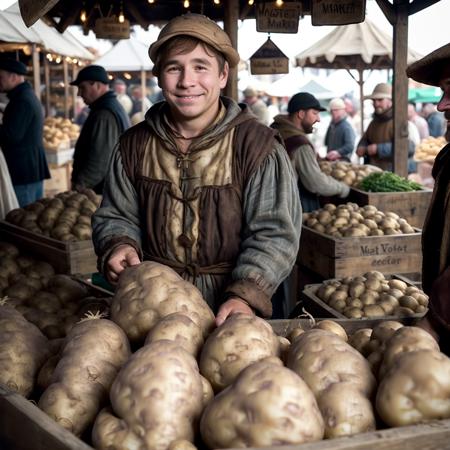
[0,14,449,353]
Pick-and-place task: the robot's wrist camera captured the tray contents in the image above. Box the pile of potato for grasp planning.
[43,117,80,151]
[414,136,448,161]
[303,202,416,237]
[319,161,382,186]
[0,241,110,339]
[313,271,428,319]
[5,189,100,241]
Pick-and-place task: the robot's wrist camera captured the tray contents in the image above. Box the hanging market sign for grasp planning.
[94,17,130,40]
[256,2,302,33]
[250,39,289,75]
[311,0,366,25]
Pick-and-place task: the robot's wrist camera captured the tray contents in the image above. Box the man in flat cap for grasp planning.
[0,58,50,206]
[407,42,450,355]
[356,82,416,172]
[271,91,350,212]
[70,65,130,194]
[92,13,301,326]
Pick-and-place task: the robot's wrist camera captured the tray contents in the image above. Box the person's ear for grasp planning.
[297,110,305,120]
[219,62,229,89]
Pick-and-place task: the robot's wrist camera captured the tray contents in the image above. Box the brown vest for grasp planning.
[118,118,279,275]
[364,111,394,170]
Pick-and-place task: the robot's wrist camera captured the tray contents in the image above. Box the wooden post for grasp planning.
[31,44,41,100]
[43,56,50,116]
[392,0,409,177]
[141,69,146,115]
[358,69,365,138]
[72,64,77,119]
[63,58,69,118]
[223,0,239,101]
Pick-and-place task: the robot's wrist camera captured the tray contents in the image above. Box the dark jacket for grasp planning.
[0,82,49,185]
[427,111,445,138]
[324,116,355,161]
[421,142,450,355]
[72,90,130,194]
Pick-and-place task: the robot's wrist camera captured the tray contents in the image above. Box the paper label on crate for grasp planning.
[360,243,408,256]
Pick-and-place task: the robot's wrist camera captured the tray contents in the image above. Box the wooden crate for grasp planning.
[299,226,422,279]
[348,187,432,228]
[0,220,96,276]
[44,162,72,198]
[300,282,426,321]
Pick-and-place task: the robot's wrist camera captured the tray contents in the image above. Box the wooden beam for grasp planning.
[63,58,69,118]
[43,57,51,117]
[392,0,409,178]
[141,69,146,116]
[71,64,77,119]
[55,4,82,33]
[32,44,41,101]
[223,0,239,101]
[375,0,396,25]
[408,0,441,15]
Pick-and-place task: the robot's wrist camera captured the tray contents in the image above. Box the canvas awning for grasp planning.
[0,3,94,60]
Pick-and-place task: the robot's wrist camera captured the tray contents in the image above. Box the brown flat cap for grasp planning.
[149,13,240,73]
[406,42,450,86]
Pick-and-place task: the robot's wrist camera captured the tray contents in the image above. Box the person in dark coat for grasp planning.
[70,65,131,194]
[0,58,50,207]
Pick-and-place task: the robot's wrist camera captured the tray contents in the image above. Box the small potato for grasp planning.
[329,290,348,304]
[393,306,416,317]
[349,282,365,299]
[314,320,348,342]
[387,288,404,299]
[348,328,372,355]
[329,298,347,312]
[388,279,407,291]
[370,321,403,344]
[364,271,385,281]
[316,284,336,302]
[363,304,386,318]
[364,278,381,291]
[398,295,419,311]
[347,298,363,309]
[343,307,363,318]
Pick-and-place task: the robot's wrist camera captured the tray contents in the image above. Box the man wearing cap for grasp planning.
[70,65,130,194]
[271,91,350,212]
[242,86,269,125]
[92,14,301,326]
[406,42,450,355]
[324,97,356,162]
[0,58,50,207]
[112,78,133,115]
[356,82,416,172]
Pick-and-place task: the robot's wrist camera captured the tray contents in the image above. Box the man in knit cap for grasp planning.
[92,14,301,325]
[407,42,450,355]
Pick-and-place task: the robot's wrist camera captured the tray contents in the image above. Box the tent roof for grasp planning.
[0,3,94,60]
[295,17,422,71]
[95,37,152,72]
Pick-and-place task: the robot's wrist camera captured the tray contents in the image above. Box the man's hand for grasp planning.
[326,150,341,161]
[367,144,377,156]
[215,297,254,327]
[416,316,439,342]
[356,146,366,157]
[105,244,141,284]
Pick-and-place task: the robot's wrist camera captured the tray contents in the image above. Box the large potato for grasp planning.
[317,381,376,438]
[199,314,280,392]
[92,340,211,450]
[376,350,450,427]
[0,305,50,397]
[38,318,131,436]
[111,262,215,343]
[200,358,324,448]
[286,329,376,398]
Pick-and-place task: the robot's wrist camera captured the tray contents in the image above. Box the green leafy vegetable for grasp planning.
[359,172,423,192]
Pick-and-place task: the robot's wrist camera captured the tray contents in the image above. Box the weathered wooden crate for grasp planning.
[0,220,96,276]
[300,282,426,321]
[348,187,433,228]
[299,225,422,279]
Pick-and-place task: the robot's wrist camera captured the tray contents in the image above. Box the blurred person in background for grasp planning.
[406,42,450,355]
[70,65,130,194]
[356,82,416,173]
[324,97,355,162]
[112,78,133,115]
[130,85,152,124]
[408,101,430,140]
[422,102,446,137]
[0,58,49,207]
[271,92,350,213]
[242,86,269,125]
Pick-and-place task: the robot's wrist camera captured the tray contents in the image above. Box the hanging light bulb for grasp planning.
[183,0,190,7]
[213,0,220,4]
[118,1,125,23]
[148,0,155,3]
[248,0,254,4]
[80,8,87,22]
[275,0,283,6]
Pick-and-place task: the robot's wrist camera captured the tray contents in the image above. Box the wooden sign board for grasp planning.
[250,39,289,75]
[311,0,366,25]
[256,2,302,33]
[95,17,130,40]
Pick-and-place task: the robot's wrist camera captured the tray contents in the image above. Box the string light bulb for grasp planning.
[148,0,155,3]
[248,0,254,4]
[118,1,125,23]
[80,8,87,22]
[213,0,220,4]
[275,0,283,6]
[183,0,189,7]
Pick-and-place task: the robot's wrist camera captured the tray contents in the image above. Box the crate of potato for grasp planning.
[319,160,382,186]
[1,190,100,275]
[299,203,422,278]
[414,136,448,162]
[43,117,80,152]
[301,271,428,320]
